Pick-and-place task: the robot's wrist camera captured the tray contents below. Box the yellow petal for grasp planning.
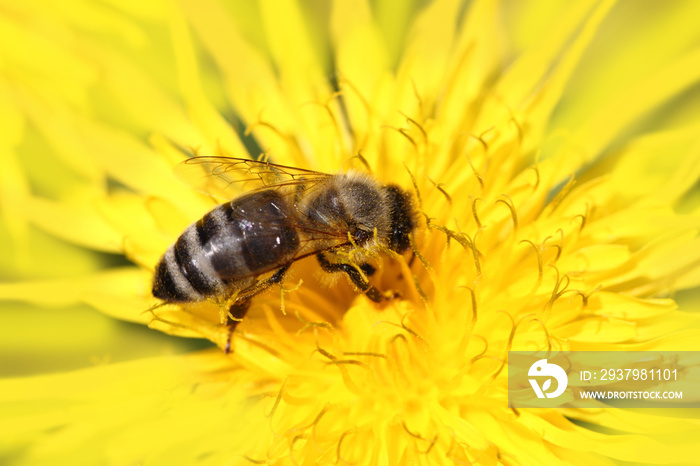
[525,411,700,463]
[554,1,700,143]
[0,86,31,275]
[487,0,610,138]
[23,196,122,253]
[332,0,390,143]
[610,124,700,205]
[180,0,325,167]
[394,0,461,110]
[0,352,232,465]
[167,5,249,157]
[569,46,700,162]
[586,292,677,320]
[0,8,97,111]
[0,268,151,323]
[556,317,637,343]
[0,224,106,280]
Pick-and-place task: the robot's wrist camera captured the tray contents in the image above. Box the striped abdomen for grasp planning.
[152,190,300,303]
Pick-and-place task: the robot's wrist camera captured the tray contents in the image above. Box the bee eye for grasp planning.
[352,229,372,245]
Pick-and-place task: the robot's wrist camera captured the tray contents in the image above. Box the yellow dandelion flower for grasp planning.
[2,0,700,465]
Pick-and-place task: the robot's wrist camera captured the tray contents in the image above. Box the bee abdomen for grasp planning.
[152,190,301,303]
[153,247,199,302]
[174,226,222,293]
[152,223,225,302]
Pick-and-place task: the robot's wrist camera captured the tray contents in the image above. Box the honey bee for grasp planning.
[152,157,417,350]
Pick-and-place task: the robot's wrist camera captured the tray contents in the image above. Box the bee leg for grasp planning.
[407,251,416,268]
[317,253,384,303]
[237,264,291,301]
[359,263,376,276]
[225,296,252,354]
[224,265,291,354]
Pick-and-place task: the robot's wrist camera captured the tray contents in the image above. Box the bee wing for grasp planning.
[228,223,357,281]
[226,230,353,281]
[175,156,333,201]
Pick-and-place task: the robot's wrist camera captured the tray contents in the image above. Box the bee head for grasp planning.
[384,185,416,253]
[351,228,373,246]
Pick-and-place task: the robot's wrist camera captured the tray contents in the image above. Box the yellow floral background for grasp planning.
[1,0,700,464]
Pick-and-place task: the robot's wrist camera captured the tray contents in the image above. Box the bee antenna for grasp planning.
[347,151,372,173]
[141,301,167,316]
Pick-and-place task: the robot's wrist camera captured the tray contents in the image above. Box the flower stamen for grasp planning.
[543,229,565,263]
[401,421,439,455]
[336,428,359,465]
[527,164,540,190]
[267,378,288,419]
[496,194,518,232]
[469,336,489,364]
[343,352,388,361]
[384,124,419,152]
[279,279,303,316]
[471,196,483,228]
[457,285,478,325]
[559,285,601,309]
[467,130,491,153]
[445,430,470,465]
[507,109,524,144]
[544,264,571,310]
[409,233,435,283]
[466,155,485,191]
[347,151,372,173]
[520,239,544,280]
[470,230,483,277]
[426,175,453,206]
[338,78,372,121]
[301,97,347,153]
[545,174,576,216]
[399,112,428,146]
[571,202,591,232]
[412,274,431,310]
